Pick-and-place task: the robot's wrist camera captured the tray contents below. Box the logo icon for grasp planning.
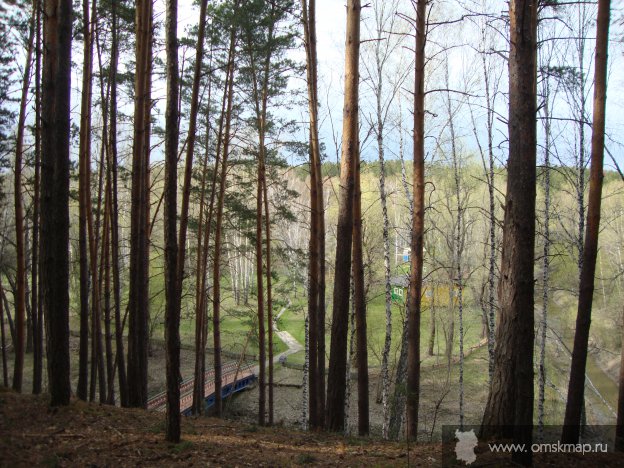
[454,429,478,465]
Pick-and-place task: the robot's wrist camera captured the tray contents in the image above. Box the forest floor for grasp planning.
[1,388,623,467]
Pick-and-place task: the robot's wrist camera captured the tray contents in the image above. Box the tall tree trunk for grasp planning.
[352,150,369,436]
[326,0,360,433]
[245,9,276,426]
[481,2,537,465]
[177,0,209,305]
[212,44,236,419]
[445,62,465,428]
[301,313,309,429]
[427,290,435,356]
[77,0,95,402]
[192,36,233,414]
[12,0,36,393]
[562,0,611,444]
[41,0,72,407]
[256,146,267,427]
[109,0,128,407]
[388,309,408,440]
[164,0,181,441]
[127,0,153,409]
[1,290,15,349]
[94,26,115,404]
[478,18,498,384]
[374,11,393,440]
[102,180,115,404]
[32,0,43,395]
[538,64,553,437]
[406,0,426,441]
[191,133,210,415]
[1,280,8,387]
[343,275,356,434]
[301,0,325,429]
[262,170,274,426]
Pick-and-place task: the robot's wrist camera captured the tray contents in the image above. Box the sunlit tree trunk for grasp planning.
[562,0,611,444]
[326,0,360,433]
[301,0,325,428]
[406,0,426,441]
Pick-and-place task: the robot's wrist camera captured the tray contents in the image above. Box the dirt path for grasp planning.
[273,301,303,362]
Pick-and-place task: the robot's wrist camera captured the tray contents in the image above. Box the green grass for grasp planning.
[279,289,487,369]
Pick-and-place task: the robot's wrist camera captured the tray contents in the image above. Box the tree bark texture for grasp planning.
[481,1,538,465]
[562,0,610,444]
[164,0,181,442]
[326,0,360,433]
[406,0,426,441]
[41,0,72,406]
[212,42,236,419]
[127,0,152,409]
[32,0,43,395]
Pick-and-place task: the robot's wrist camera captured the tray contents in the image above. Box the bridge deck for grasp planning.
[147,361,256,414]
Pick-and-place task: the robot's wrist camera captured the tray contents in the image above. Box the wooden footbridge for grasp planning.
[147,361,256,415]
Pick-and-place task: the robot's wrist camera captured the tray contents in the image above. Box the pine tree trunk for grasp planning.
[109,0,128,408]
[301,313,310,429]
[12,0,36,393]
[128,0,153,408]
[301,0,325,429]
[31,0,43,395]
[407,0,426,441]
[256,153,267,427]
[76,0,94,402]
[164,0,181,442]
[262,173,274,425]
[352,151,369,436]
[326,0,360,433]
[41,0,72,407]
[192,40,232,413]
[562,0,611,444]
[481,2,537,465]
[427,292,435,356]
[212,46,236,419]
[1,281,8,387]
[177,0,209,300]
